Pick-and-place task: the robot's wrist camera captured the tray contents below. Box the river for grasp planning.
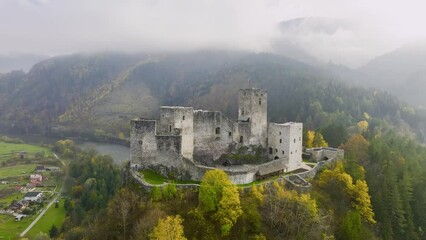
[77,141,130,165]
[1,133,130,165]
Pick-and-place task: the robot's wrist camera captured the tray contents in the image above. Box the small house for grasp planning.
[35,165,45,173]
[15,214,26,221]
[30,174,43,183]
[24,192,43,202]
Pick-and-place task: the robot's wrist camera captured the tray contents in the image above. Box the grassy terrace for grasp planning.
[26,199,66,238]
[0,142,52,162]
[0,214,33,239]
[0,164,37,178]
[139,170,201,185]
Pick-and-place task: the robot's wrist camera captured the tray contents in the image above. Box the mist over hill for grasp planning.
[0,50,424,144]
[359,42,426,107]
[0,54,49,73]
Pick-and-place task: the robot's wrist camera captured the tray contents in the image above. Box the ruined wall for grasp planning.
[238,89,267,146]
[268,122,303,171]
[130,119,157,166]
[306,148,344,162]
[234,122,251,147]
[158,107,194,161]
[193,110,235,165]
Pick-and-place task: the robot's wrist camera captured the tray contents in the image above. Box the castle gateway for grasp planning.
[130,88,303,184]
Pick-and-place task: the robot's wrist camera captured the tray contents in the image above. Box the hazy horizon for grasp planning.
[2,0,426,67]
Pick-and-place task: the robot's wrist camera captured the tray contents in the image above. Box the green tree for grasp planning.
[49,224,59,239]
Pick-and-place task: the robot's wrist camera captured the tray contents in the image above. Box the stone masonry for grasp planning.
[130,88,303,184]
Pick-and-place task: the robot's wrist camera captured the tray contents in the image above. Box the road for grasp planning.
[19,194,59,237]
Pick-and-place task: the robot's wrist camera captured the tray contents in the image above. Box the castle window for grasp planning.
[228,132,232,137]
[275,149,278,153]
[261,94,263,96]
[244,92,246,96]
[138,140,143,145]
[259,99,261,105]
[169,125,172,132]
[242,110,244,115]
[291,151,293,154]
[282,150,284,154]
[294,139,296,143]
[240,136,243,143]
[182,116,185,120]
[269,147,273,154]
[274,156,279,160]
[279,131,281,135]
[280,139,282,143]
[215,127,221,134]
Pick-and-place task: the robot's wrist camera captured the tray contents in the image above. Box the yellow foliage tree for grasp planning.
[351,180,376,224]
[357,121,369,132]
[305,130,315,148]
[317,162,375,224]
[213,186,243,235]
[150,215,187,240]
[251,185,264,204]
[313,132,328,148]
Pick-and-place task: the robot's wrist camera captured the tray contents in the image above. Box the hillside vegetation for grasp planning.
[0,51,424,143]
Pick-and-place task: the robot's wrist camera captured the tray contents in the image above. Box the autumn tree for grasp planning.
[305,130,315,148]
[198,169,243,235]
[341,134,369,162]
[150,215,187,240]
[357,120,369,133]
[317,162,375,224]
[105,188,144,239]
[313,132,329,147]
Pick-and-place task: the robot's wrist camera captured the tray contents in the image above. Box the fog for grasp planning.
[1,0,426,67]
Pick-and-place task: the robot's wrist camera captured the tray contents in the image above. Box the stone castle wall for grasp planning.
[193,110,235,165]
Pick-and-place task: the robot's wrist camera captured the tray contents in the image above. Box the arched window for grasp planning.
[138,140,143,145]
[274,156,279,160]
[240,136,243,143]
[215,127,221,134]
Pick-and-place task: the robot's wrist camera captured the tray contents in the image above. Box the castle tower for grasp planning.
[238,88,267,146]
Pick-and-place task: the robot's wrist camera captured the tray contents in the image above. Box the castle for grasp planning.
[130,88,303,184]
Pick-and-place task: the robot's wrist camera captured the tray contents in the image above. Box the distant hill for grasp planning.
[0,51,423,143]
[359,42,426,107]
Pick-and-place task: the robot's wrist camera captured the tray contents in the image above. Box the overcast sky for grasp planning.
[1,0,426,67]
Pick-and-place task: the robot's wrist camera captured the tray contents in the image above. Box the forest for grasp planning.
[48,114,426,240]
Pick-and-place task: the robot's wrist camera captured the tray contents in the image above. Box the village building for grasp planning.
[23,192,43,202]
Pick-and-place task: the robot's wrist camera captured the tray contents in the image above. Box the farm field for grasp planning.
[0,141,52,162]
[26,199,66,238]
[0,214,34,239]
